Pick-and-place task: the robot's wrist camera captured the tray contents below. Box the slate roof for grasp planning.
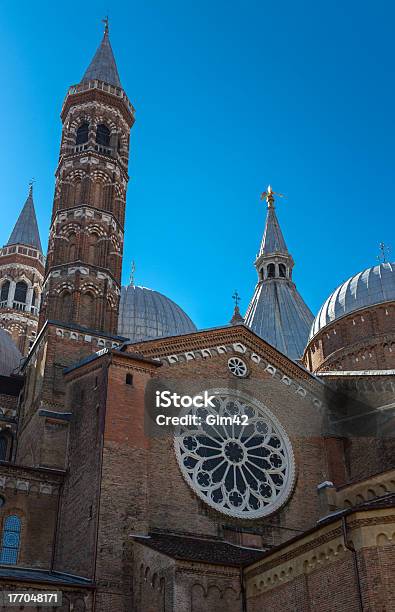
[259,203,289,256]
[245,280,314,360]
[81,29,121,87]
[132,532,267,567]
[7,186,42,252]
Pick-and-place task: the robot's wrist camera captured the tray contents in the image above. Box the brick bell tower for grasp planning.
[0,184,45,355]
[39,20,135,335]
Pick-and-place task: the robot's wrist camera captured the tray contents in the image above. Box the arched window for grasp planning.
[0,281,10,302]
[88,233,99,266]
[279,264,286,278]
[76,123,89,145]
[96,124,110,147]
[80,292,94,328]
[267,263,275,279]
[14,281,27,304]
[68,232,77,261]
[59,291,72,322]
[72,180,82,206]
[125,373,133,385]
[0,515,21,565]
[0,433,9,461]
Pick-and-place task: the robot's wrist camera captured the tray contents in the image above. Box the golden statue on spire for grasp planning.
[260,185,284,207]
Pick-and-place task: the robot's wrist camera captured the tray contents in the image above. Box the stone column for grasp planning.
[7,280,16,308]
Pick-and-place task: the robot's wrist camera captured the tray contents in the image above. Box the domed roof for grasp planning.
[310,262,395,339]
[118,285,197,343]
[0,329,23,376]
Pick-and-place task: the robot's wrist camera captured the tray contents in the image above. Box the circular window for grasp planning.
[228,357,248,377]
[174,389,295,518]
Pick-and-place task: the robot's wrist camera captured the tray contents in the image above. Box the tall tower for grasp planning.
[0,184,45,355]
[244,186,314,360]
[39,21,135,335]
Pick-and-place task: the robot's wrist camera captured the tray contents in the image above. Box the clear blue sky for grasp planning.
[0,1,394,329]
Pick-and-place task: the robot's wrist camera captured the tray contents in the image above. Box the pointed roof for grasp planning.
[81,23,122,88]
[7,185,42,252]
[259,196,288,256]
[244,281,313,360]
[245,187,313,360]
[230,305,244,326]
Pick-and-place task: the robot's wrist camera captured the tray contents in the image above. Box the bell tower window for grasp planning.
[76,123,89,145]
[96,124,111,147]
[14,281,27,305]
[279,264,286,278]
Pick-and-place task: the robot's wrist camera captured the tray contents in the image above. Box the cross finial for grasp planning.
[28,178,35,195]
[260,185,284,208]
[102,15,109,35]
[130,260,136,286]
[377,242,390,263]
[232,290,240,308]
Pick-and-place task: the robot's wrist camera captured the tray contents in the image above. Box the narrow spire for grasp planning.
[7,183,42,252]
[81,19,122,88]
[230,290,244,325]
[259,186,288,256]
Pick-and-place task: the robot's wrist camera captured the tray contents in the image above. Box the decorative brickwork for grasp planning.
[0,243,45,355]
[39,76,134,336]
[304,302,395,373]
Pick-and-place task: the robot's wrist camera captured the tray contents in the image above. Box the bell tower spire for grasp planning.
[39,22,135,334]
[81,17,121,88]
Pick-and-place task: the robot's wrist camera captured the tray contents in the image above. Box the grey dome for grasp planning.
[0,329,23,376]
[118,285,197,342]
[310,262,395,339]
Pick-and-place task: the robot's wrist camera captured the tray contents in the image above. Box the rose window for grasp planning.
[228,357,248,377]
[174,390,295,518]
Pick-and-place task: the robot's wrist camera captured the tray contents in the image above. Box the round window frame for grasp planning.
[174,388,296,519]
[228,356,249,378]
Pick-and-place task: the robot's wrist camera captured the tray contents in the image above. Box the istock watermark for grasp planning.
[155,390,216,409]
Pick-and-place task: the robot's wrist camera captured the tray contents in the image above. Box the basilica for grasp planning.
[0,23,394,612]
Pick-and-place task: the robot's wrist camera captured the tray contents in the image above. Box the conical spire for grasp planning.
[7,184,42,252]
[81,19,122,88]
[259,186,288,256]
[244,187,313,361]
